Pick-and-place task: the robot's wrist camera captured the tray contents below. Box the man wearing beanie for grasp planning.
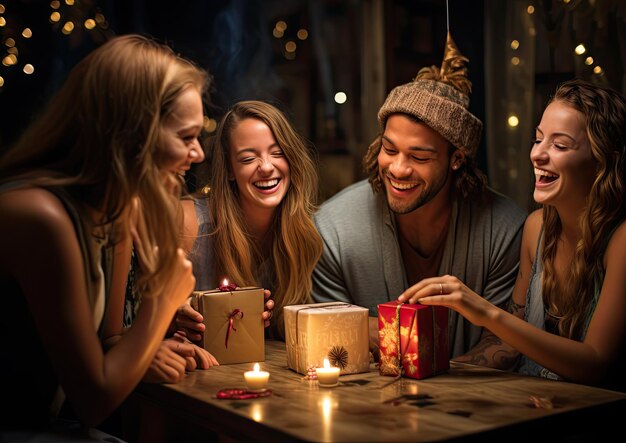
[312,33,526,359]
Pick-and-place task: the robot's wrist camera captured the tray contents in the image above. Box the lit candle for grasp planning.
[244,363,270,391]
[316,358,340,387]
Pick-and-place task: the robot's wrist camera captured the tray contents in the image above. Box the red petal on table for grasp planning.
[216,388,272,400]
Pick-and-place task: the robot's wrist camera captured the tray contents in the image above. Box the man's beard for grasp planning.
[382,168,449,214]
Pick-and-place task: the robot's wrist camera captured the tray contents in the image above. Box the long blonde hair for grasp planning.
[206,100,322,338]
[0,34,209,296]
[541,79,626,338]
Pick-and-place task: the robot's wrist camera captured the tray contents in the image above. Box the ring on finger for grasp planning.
[439,283,444,295]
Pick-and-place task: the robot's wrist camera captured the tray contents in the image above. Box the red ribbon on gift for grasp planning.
[396,303,416,377]
[225,309,244,348]
[218,282,238,291]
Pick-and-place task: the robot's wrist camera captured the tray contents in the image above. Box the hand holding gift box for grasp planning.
[378,301,449,379]
[191,282,265,365]
[284,302,370,375]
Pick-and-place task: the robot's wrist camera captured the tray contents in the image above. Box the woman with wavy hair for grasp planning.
[0,34,207,431]
[180,100,322,340]
[400,79,626,390]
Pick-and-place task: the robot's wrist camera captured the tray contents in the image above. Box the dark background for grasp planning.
[1,0,623,203]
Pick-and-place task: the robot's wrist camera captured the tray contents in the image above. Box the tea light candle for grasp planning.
[316,358,340,387]
[244,363,269,391]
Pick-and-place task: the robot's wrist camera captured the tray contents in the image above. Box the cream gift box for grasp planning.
[191,286,265,365]
[284,302,370,375]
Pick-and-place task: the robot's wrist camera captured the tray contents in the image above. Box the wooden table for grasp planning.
[125,340,626,442]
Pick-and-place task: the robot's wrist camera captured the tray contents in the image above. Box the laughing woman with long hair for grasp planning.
[399,79,626,391]
[179,101,322,340]
[0,35,205,432]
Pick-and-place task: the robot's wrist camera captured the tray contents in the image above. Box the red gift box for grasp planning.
[377,301,449,379]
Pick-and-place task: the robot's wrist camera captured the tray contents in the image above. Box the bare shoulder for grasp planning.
[0,187,73,228]
[0,187,78,269]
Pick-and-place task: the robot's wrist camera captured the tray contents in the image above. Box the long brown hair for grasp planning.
[541,79,626,338]
[206,100,322,338]
[0,34,209,295]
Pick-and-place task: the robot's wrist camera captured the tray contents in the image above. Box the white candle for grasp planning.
[316,358,340,387]
[244,363,270,391]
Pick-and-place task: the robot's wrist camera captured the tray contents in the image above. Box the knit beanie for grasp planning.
[378,32,482,158]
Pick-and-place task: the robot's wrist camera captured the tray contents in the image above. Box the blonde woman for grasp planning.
[401,79,626,391]
[0,35,206,431]
[179,101,322,340]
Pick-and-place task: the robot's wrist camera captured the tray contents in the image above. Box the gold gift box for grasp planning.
[191,287,265,365]
[284,302,370,375]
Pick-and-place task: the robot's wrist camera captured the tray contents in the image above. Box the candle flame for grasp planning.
[253,362,260,372]
[223,278,229,286]
[323,358,330,369]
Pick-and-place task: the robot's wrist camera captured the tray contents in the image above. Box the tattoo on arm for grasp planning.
[506,299,525,318]
[453,330,520,370]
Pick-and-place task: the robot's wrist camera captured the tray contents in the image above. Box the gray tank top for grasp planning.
[517,229,603,379]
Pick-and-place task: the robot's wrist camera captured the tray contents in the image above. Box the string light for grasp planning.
[574,44,586,55]
[593,66,603,75]
[527,5,535,14]
[334,92,347,104]
[272,28,283,38]
[297,29,308,40]
[275,21,287,32]
[510,40,520,50]
[62,21,74,35]
[511,56,520,65]
[508,115,519,127]
[2,54,16,66]
[285,41,296,53]
[0,1,115,91]
[203,116,217,133]
[585,56,593,65]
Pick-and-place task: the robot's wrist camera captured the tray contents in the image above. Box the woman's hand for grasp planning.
[397,275,495,327]
[170,332,219,369]
[262,289,274,328]
[143,335,219,383]
[142,338,193,384]
[174,302,205,342]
